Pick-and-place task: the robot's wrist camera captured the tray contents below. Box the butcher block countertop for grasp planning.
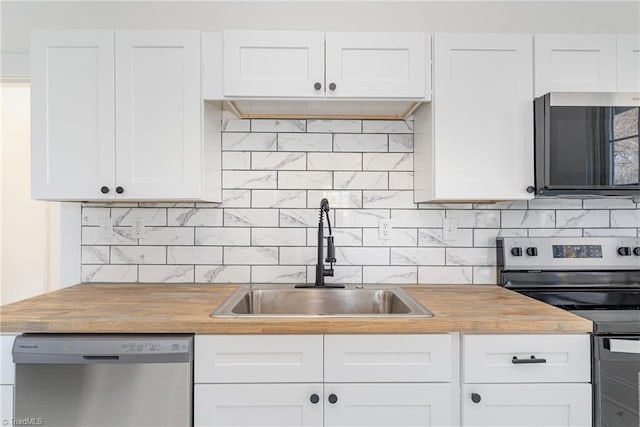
[0,283,592,334]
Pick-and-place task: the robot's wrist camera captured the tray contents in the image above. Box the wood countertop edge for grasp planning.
[0,283,594,335]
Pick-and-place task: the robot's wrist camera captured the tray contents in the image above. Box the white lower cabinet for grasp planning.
[0,385,13,424]
[462,334,592,427]
[462,383,592,427]
[325,383,452,427]
[194,334,454,427]
[194,384,323,427]
[0,335,16,423]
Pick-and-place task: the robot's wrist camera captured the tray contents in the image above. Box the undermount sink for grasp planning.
[211,286,433,318]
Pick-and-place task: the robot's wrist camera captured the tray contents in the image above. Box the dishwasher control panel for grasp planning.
[13,334,193,364]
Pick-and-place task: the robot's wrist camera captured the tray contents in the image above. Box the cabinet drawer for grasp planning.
[324,334,452,383]
[195,335,323,383]
[463,334,590,383]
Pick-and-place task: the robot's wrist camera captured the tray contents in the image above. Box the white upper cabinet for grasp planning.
[325,33,427,98]
[31,31,221,202]
[223,31,325,98]
[415,34,534,202]
[31,31,115,201]
[617,34,640,91]
[222,31,428,99]
[534,34,617,96]
[115,31,202,200]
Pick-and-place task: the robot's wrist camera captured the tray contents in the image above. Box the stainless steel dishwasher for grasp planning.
[12,334,193,427]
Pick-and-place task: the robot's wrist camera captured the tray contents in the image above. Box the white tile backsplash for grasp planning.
[307,153,362,171]
[334,172,387,190]
[334,134,388,152]
[81,119,640,285]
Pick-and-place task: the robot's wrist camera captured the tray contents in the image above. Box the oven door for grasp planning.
[594,336,640,427]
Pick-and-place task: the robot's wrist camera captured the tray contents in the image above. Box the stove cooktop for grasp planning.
[570,310,640,335]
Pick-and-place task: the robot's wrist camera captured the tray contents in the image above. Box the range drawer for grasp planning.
[324,334,452,382]
[195,335,323,383]
[463,334,590,383]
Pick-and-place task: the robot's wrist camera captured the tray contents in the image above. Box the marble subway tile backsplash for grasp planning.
[81,119,640,284]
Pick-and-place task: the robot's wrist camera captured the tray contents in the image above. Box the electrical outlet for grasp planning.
[379,218,392,240]
[131,218,146,239]
[99,217,114,240]
[442,218,458,240]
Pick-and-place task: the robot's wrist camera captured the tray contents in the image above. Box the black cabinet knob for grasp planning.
[511,247,523,257]
[310,394,319,404]
[526,247,538,256]
[328,394,338,404]
[633,247,640,256]
[115,186,124,194]
[314,82,322,90]
[526,186,535,194]
[100,186,110,194]
[471,393,481,403]
[328,82,337,91]
[618,247,631,256]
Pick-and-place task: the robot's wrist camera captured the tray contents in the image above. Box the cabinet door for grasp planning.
[463,384,592,427]
[31,31,115,200]
[617,35,640,91]
[325,383,452,427]
[194,384,323,427]
[223,31,325,98]
[534,34,617,96]
[115,31,202,200]
[432,34,534,201]
[0,385,13,424]
[325,32,427,99]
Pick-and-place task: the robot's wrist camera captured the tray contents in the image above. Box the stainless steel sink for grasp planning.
[211,286,433,317]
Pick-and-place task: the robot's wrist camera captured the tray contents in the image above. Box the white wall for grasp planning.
[0,85,49,304]
[2,1,639,54]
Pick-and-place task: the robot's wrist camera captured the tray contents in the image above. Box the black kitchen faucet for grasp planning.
[296,198,344,288]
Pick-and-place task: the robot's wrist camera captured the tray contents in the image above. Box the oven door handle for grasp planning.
[512,355,547,364]
[605,338,640,354]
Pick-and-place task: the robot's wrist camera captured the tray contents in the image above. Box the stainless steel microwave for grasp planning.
[534,92,640,196]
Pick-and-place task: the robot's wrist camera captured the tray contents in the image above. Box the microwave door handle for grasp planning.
[606,338,640,354]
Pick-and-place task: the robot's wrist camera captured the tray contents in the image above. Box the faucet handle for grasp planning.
[325,236,336,263]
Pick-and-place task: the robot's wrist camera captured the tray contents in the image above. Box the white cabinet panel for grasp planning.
[115,31,202,200]
[463,334,590,383]
[325,383,452,427]
[31,31,115,201]
[223,31,325,98]
[0,335,16,385]
[463,383,592,427]
[0,385,13,424]
[324,334,452,382]
[617,34,640,91]
[195,335,323,383]
[325,33,427,99]
[195,384,323,427]
[416,34,534,202]
[534,34,617,96]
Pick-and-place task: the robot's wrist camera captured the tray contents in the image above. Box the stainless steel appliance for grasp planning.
[498,237,640,427]
[13,334,193,427]
[533,92,640,196]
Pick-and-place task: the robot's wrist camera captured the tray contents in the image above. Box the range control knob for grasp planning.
[633,247,640,256]
[511,247,523,257]
[618,247,632,256]
[526,247,538,257]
